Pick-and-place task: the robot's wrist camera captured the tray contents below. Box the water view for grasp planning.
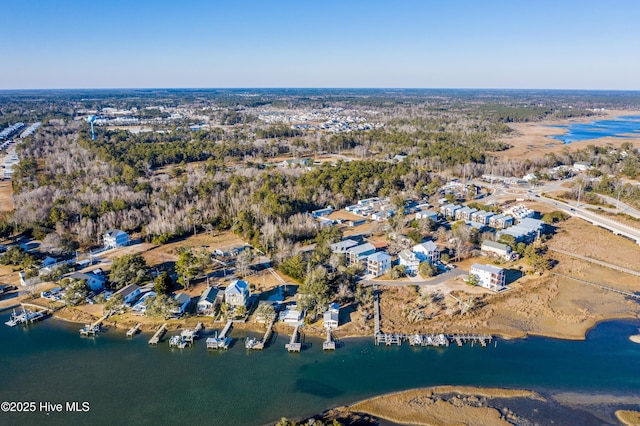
[550,115,640,144]
[1,314,639,426]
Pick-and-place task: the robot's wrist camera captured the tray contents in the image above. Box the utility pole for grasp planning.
[577,183,582,207]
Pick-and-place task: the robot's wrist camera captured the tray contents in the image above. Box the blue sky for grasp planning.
[1,0,639,89]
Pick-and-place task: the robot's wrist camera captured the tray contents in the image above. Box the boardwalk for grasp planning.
[247,316,276,350]
[553,272,640,299]
[148,323,167,345]
[549,247,640,277]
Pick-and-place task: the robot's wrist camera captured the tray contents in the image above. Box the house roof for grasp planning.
[225,279,248,295]
[199,287,219,304]
[104,229,127,238]
[372,241,388,250]
[174,292,191,305]
[323,309,339,323]
[116,284,139,298]
[347,243,375,256]
[414,241,438,253]
[69,272,104,282]
[471,263,504,274]
[398,249,418,262]
[517,218,544,231]
[330,239,358,251]
[481,240,511,252]
[367,251,391,262]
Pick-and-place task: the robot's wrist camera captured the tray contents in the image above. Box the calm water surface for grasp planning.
[550,115,640,143]
[1,314,639,425]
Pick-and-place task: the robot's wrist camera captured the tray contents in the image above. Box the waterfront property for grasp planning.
[171,293,191,316]
[323,303,340,329]
[197,286,221,315]
[469,263,506,291]
[69,271,105,292]
[115,284,141,306]
[224,280,250,307]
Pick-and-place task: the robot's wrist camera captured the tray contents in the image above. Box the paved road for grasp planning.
[548,247,640,277]
[362,267,466,287]
[537,195,640,245]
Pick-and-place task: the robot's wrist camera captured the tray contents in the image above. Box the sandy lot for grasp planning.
[0,180,14,212]
[497,110,640,160]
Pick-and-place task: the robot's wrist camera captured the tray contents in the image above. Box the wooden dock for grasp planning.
[285,324,302,352]
[206,320,233,350]
[79,314,107,336]
[375,332,491,348]
[5,306,49,327]
[126,323,141,337]
[148,323,167,345]
[322,328,336,350]
[247,316,276,350]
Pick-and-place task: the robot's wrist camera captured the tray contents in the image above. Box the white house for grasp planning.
[115,284,141,306]
[197,286,221,315]
[573,161,591,172]
[470,263,505,291]
[224,279,250,307]
[69,272,105,292]
[279,304,302,325]
[413,241,440,264]
[366,251,392,277]
[103,229,129,250]
[398,249,420,275]
[131,291,156,315]
[481,240,512,259]
[416,209,438,221]
[171,293,191,316]
[323,303,340,329]
[346,243,376,265]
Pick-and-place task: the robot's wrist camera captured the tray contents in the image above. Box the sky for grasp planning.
[1,0,639,90]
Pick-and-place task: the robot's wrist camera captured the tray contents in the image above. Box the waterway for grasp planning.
[549,115,640,144]
[1,315,639,425]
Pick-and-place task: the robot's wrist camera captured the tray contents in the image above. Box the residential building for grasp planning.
[366,251,392,277]
[481,240,512,259]
[197,286,221,315]
[115,284,141,306]
[69,272,105,292]
[471,210,494,225]
[279,304,302,325]
[131,291,156,315]
[346,243,376,265]
[440,203,462,218]
[171,293,191,315]
[573,161,591,171]
[311,207,333,218]
[103,229,129,249]
[415,209,438,221]
[398,249,420,275]
[496,217,544,243]
[323,303,340,329]
[224,279,250,307]
[455,206,477,221]
[489,214,514,229]
[330,239,359,254]
[413,241,440,264]
[470,263,506,291]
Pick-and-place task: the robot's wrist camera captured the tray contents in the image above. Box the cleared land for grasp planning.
[0,180,14,212]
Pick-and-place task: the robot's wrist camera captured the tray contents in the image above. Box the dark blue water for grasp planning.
[550,115,640,144]
[0,315,639,425]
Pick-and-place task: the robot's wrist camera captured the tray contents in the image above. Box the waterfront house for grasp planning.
[279,304,302,325]
[197,286,221,315]
[346,243,376,265]
[366,251,392,277]
[470,263,505,291]
[131,291,156,315]
[413,241,440,264]
[171,293,191,316]
[69,272,105,292]
[398,249,420,275]
[323,303,340,329]
[115,284,141,306]
[224,279,250,307]
[103,229,129,250]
